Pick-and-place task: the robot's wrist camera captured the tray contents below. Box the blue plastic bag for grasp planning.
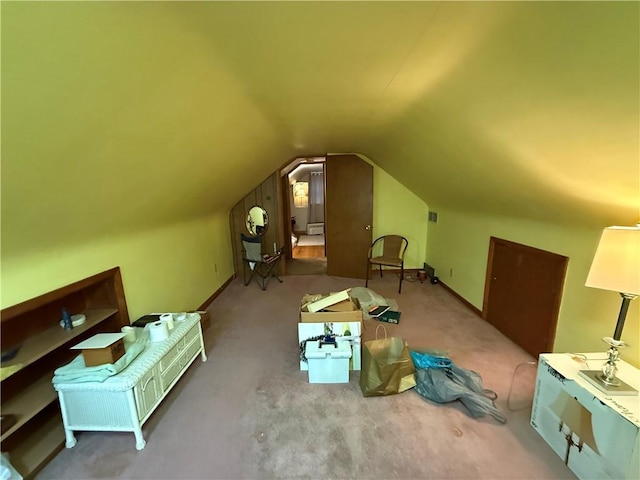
[410,350,452,369]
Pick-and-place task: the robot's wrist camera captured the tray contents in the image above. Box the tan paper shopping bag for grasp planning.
[359,325,416,396]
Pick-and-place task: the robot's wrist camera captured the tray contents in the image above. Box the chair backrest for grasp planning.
[375,235,408,260]
[241,233,263,262]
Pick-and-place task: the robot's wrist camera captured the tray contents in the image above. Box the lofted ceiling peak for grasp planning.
[1,1,638,257]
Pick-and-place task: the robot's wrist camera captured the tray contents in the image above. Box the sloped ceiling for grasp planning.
[2,1,638,256]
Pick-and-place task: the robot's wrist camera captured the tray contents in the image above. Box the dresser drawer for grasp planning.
[158,325,199,373]
[183,324,200,346]
[160,336,201,391]
[159,339,185,372]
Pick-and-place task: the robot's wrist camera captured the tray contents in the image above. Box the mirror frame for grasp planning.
[246,205,269,236]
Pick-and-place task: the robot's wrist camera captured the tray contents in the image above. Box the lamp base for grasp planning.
[578,370,638,396]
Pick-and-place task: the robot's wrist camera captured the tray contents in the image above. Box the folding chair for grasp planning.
[241,233,283,290]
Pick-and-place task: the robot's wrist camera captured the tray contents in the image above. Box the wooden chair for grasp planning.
[241,234,283,290]
[365,235,408,293]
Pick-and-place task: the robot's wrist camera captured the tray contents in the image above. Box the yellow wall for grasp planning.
[426,207,639,367]
[1,2,287,260]
[1,212,234,321]
[2,2,636,371]
[372,164,429,270]
[345,154,428,270]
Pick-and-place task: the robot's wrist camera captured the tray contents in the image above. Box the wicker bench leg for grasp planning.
[126,390,147,450]
[64,429,77,449]
[58,392,78,448]
[134,431,146,451]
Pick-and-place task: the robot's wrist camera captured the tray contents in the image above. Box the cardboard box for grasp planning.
[190,310,211,330]
[71,333,126,367]
[298,293,364,372]
[305,340,352,383]
[300,293,362,323]
[531,354,639,480]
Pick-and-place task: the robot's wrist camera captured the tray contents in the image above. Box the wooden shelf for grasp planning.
[1,372,58,442]
[0,267,129,478]
[1,308,117,378]
[10,415,65,479]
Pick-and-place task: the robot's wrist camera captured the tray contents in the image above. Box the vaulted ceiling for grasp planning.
[2,1,638,255]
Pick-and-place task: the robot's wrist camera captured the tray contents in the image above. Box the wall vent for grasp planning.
[428,211,438,223]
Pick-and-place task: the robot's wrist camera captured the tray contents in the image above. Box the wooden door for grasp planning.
[482,237,568,358]
[281,173,293,261]
[325,154,373,278]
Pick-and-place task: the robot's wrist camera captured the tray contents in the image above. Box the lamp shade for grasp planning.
[585,226,640,295]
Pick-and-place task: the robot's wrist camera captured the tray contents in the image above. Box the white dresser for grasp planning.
[53,313,207,450]
[531,353,639,480]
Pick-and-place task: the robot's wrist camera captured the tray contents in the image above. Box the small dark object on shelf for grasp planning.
[62,307,73,330]
[1,414,18,435]
[1,345,21,363]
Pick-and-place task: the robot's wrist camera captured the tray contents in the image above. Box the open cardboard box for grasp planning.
[300,291,362,323]
[298,291,363,371]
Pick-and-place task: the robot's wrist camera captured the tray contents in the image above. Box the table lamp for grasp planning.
[580,225,639,395]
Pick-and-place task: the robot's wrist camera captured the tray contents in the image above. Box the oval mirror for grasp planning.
[246,205,268,236]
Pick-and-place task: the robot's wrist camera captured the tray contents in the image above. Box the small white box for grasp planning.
[305,341,352,383]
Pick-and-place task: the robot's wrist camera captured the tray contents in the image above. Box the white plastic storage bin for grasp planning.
[305,340,352,383]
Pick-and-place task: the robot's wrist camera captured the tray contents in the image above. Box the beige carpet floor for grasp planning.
[36,274,574,479]
[286,258,327,276]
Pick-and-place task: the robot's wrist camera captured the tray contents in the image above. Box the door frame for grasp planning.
[280,173,294,260]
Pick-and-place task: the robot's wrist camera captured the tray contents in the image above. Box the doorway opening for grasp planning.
[281,156,327,275]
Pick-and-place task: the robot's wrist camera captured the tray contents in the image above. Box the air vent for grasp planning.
[428,211,438,223]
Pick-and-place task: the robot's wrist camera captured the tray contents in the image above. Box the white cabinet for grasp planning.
[531,353,639,480]
[54,314,207,450]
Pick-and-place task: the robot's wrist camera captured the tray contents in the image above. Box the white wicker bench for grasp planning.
[53,313,207,450]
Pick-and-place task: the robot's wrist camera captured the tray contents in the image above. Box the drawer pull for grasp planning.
[142,376,155,391]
